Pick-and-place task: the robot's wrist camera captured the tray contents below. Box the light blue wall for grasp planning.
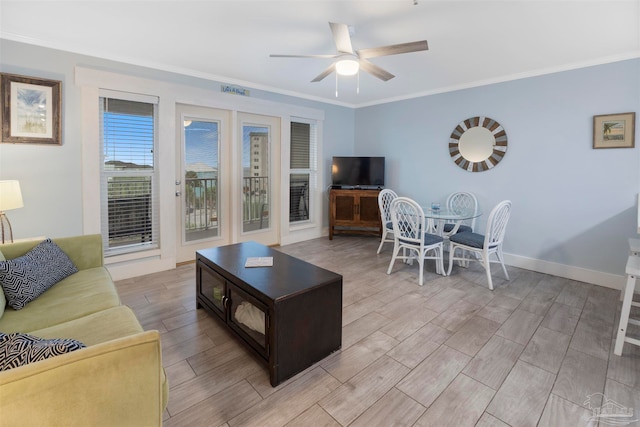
[355,59,640,277]
[2,38,638,279]
[0,39,354,237]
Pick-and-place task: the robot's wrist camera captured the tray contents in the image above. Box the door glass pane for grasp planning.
[242,125,269,232]
[184,120,219,242]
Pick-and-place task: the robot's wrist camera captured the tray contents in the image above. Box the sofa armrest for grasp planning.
[0,330,163,427]
[0,234,103,270]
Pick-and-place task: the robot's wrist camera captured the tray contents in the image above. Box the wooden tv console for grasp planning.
[195,241,343,386]
[329,188,382,239]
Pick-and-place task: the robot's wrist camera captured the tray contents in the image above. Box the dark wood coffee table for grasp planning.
[196,241,343,386]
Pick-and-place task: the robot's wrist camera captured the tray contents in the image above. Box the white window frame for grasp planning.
[99,90,159,257]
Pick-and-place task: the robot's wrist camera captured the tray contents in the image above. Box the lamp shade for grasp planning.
[0,180,24,211]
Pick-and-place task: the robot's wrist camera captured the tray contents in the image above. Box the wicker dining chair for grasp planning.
[387,197,445,285]
[447,200,512,290]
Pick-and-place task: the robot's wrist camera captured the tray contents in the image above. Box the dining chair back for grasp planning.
[443,191,478,237]
[447,200,512,290]
[387,197,445,285]
[484,199,511,249]
[376,189,398,254]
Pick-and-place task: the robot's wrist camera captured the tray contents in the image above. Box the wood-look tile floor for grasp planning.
[114,237,640,427]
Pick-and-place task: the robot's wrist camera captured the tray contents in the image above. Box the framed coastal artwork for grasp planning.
[1,73,62,145]
[593,112,635,149]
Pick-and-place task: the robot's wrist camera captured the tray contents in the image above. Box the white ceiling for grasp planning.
[1,0,639,107]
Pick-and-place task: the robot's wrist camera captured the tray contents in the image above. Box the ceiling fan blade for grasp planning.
[359,59,395,81]
[311,63,336,82]
[357,40,428,59]
[329,22,353,54]
[269,54,338,58]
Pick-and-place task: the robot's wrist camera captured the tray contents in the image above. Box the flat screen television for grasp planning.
[331,156,385,188]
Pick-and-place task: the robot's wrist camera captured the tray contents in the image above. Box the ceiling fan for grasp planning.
[270,22,429,83]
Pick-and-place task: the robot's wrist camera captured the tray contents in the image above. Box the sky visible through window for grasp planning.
[104,112,268,170]
[103,112,154,168]
[185,121,218,171]
[184,121,267,170]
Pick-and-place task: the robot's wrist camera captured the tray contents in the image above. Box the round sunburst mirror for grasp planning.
[449,116,508,172]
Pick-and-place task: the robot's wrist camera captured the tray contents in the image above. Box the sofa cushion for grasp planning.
[0,239,78,310]
[0,332,85,372]
[30,305,144,346]
[0,267,121,333]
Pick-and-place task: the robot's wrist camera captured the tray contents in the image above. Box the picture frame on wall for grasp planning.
[1,73,62,145]
[593,112,636,149]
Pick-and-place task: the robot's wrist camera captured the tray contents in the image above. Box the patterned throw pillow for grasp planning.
[0,239,78,310]
[0,332,85,371]
[0,249,4,319]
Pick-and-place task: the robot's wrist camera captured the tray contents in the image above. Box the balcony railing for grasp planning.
[184,177,218,235]
[243,176,269,225]
[184,176,270,235]
[109,175,307,245]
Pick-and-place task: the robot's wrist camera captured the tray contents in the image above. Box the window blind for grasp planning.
[100,94,159,255]
[289,120,316,223]
[102,99,154,170]
[290,122,310,169]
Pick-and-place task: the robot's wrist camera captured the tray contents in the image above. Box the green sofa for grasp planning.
[0,234,168,426]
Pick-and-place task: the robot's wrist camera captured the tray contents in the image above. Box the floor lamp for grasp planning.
[0,180,24,244]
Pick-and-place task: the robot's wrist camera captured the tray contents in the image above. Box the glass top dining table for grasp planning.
[422,208,482,236]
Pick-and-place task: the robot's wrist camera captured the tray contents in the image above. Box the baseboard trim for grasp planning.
[503,252,625,291]
[106,257,176,281]
[290,232,626,291]
[281,229,324,246]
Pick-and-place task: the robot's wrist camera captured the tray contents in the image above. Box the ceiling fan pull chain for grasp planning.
[357,70,360,95]
[335,72,339,97]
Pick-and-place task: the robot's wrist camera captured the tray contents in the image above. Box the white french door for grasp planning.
[235,112,281,246]
[175,107,281,262]
[175,104,231,262]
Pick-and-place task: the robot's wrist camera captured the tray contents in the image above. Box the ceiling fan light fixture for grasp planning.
[335,59,359,76]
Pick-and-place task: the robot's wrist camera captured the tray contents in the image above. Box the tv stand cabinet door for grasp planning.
[357,192,380,225]
[334,193,357,223]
